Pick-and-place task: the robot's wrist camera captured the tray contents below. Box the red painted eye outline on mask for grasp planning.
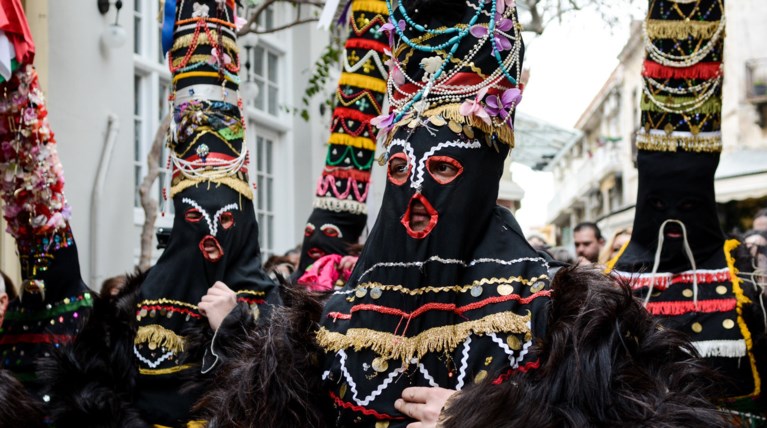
[304,223,315,237]
[185,208,203,223]
[219,211,235,230]
[387,152,410,186]
[321,224,343,239]
[426,156,463,185]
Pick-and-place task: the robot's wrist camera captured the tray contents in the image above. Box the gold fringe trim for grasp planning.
[153,420,206,428]
[171,176,254,200]
[139,364,193,376]
[135,324,186,355]
[171,31,238,54]
[352,0,389,15]
[646,19,722,40]
[724,239,762,400]
[355,275,549,296]
[235,289,266,297]
[635,132,722,153]
[138,298,198,310]
[604,240,630,273]
[338,72,387,94]
[316,311,531,363]
[387,104,515,148]
[641,95,721,114]
[328,133,377,151]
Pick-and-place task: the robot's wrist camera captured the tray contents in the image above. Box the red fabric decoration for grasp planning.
[0,0,35,65]
[642,60,722,80]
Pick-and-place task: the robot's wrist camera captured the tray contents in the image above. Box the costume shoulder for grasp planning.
[197,280,329,427]
[38,269,150,427]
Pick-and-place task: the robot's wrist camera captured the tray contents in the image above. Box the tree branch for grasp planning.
[250,17,319,34]
[138,113,171,271]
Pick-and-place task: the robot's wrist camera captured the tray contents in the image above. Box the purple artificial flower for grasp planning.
[379,19,405,47]
[484,88,522,124]
[371,112,396,131]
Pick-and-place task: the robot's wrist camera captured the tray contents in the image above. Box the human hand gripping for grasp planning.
[394,387,457,428]
[197,281,237,330]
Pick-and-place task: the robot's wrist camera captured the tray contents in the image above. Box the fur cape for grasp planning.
[441,267,729,428]
[197,279,328,428]
[0,369,45,428]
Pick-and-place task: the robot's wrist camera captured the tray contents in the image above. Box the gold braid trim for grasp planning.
[635,132,721,153]
[135,324,186,354]
[725,239,762,400]
[338,72,387,94]
[138,298,197,309]
[386,104,515,148]
[646,19,722,40]
[316,311,531,363]
[236,289,266,297]
[328,133,377,151]
[171,176,254,200]
[139,364,193,376]
[355,275,549,296]
[352,0,389,15]
[171,31,238,54]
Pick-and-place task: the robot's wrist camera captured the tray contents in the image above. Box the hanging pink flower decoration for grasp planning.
[371,112,396,131]
[208,47,232,68]
[496,0,516,16]
[379,19,405,47]
[383,49,405,86]
[484,88,522,123]
[459,87,491,125]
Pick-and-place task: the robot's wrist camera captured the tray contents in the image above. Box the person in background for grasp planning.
[0,271,15,328]
[573,222,605,266]
[753,208,767,232]
[599,227,632,265]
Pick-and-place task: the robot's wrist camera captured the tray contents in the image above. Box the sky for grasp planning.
[510,7,640,237]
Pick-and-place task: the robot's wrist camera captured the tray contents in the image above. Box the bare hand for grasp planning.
[394,386,457,428]
[339,256,358,273]
[198,281,237,330]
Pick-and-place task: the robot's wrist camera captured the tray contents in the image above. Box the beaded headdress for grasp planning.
[295,0,389,280]
[373,0,524,149]
[164,0,252,202]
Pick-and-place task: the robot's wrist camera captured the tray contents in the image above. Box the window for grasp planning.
[134,0,172,223]
[254,132,276,256]
[247,45,281,116]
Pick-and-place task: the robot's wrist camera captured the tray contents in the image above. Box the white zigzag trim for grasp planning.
[417,361,439,387]
[412,139,483,190]
[180,198,238,236]
[343,49,389,78]
[489,333,516,366]
[693,339,747,358]
[336,350,404,406]
[454,336,472,391]
[133,345,175,369]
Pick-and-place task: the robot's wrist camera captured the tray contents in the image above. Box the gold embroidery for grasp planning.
[135,324,186,354]
[137,298,198,310]
[140,364,193,376]
[645,19,721,40]
[353,275,548,296]
[316,311,531,363]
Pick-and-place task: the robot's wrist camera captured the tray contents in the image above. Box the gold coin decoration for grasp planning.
[531,281,545,292]
[497,284,514,296]
[340,383,348,399]
[375,422,390,428]
[372,357,389,373]
[430,115,446,126]
[355,288,368,298]
[723,319,735,329]
[140,308,148,317]
[716,285,727,295]
[507,335,521,351]
[524,331,532,342]
[370,287,383,300]
[682,289,693,298]
[463,125,475,139]
[691,322,703,333]
[448,120,463,134]
[474,370,488,383]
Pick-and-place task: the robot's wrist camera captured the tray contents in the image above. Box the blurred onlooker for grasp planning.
[527,235,550,252]
[753,208,767,232]
[1,271,16,328]
[574,222,605,266]
[284,245,301,270]
[264,255,296,278]
[100,275,128,299]
[550,246,575,265]
[599,228,632,265]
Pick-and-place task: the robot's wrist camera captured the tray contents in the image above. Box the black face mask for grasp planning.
[617,150,724,272]
[296,208,366,275]
[319,125,551,425]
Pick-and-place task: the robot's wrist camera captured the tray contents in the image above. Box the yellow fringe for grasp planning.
[171,176,254,200]
[139,364,192,376]
[724,239,761,400]
[604,240,630,273]
[354,275,549,296]
[171,31,238,54]
[646,19,721,40]
[386,104,515,148]
[153,420,206,428]
[316,311,530,364]
[636,132,722,153]
[327,133,377,151]
[352,0,389,15]
[137,298,198,310]
[135,324,186,355]
[338,72,387,94]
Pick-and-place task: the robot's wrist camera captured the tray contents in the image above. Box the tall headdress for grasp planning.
[609,0,764,416]
[295,0,389,279]
[317,1,551,425]
[131,1,277,423]
[0,0,92,393]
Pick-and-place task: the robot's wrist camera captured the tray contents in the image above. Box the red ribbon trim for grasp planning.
[328,391,406,420]
[0,333,74,345]
[332,106,376,123]
[491,360,542,385]
[645,298,737,316]
[322,168,371,182]
[642,60,722,80]
[345,37,389,54]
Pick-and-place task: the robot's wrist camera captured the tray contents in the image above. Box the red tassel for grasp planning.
[645,298,737,316]
[642,60,722,80]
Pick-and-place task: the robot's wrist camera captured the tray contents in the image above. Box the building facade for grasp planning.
[1,0,334,287]
[547,1,767,248]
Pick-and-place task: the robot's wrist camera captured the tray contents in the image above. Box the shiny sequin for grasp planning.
[497,284,513,296]
[691,322,703,333]
[716,285,727,295]
[722,319,735,329]
[470,286,483,297]
[474,370,488,383]
[372,357,389,372]
[370,287,382,300]
[682,289,693,298]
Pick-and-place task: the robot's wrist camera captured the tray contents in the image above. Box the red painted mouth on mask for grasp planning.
[307,247,327,260]
[199,235,224,262]
[664,222,683,240]
[401,193,439,239]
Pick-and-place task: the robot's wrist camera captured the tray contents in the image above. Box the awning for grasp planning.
[714,149,767,202]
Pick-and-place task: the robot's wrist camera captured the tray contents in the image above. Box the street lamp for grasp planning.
[241,45,260,100]
[98,0,127,49]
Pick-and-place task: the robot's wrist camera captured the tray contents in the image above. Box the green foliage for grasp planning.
[294,32,345,121]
